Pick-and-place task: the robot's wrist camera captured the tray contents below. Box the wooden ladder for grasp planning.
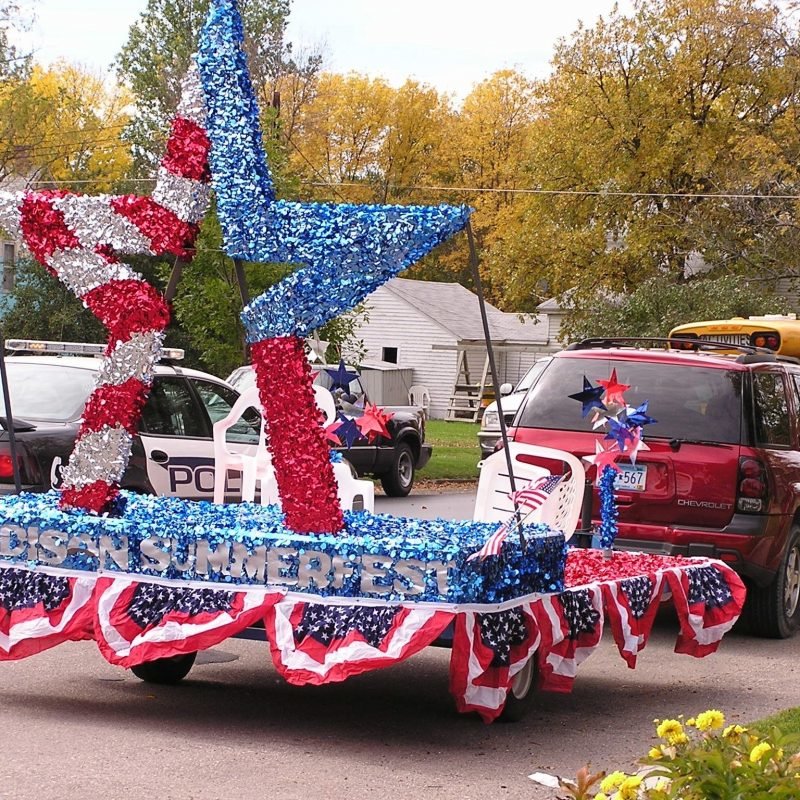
[445,351,491,422]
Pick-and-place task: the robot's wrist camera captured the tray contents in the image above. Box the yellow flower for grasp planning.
[618,775,643,800]
[656,719,684,741]
[750,742,772,762]
[600,771,628,793]
[594,795,609,800]
[686,717,696,727]
[723,724,746,739]
[648,747,663,760]
[695,709,725,731]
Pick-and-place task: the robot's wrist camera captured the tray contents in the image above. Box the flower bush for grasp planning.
[552,710,800,799]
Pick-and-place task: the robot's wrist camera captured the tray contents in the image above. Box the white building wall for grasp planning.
[356,286,555,417]
[356,286,459,418]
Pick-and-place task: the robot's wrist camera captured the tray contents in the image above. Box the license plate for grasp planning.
[596,463,647,492]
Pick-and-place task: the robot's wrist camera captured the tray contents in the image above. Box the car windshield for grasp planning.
[515,359,550,393]
[1,362,96,422]
[517,356,743,444]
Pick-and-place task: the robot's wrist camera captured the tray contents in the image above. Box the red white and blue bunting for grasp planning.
[0,550,745,723]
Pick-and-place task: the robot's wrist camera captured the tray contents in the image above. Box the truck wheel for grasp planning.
[499,656,537,722]
[130,652,197,684]
[380,443,415,497]
[746,525,800,639]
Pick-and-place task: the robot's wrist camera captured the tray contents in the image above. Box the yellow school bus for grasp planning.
[669,314,800,357]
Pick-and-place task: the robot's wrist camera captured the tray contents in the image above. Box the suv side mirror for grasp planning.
[499,383,513,396]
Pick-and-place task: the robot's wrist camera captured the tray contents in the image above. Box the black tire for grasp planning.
[746,524,800,639]
[499,656,538,723]
[379,442,415,497]
[130,652,197,684]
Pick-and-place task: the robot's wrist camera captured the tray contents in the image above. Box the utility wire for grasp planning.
[17,175,800,202]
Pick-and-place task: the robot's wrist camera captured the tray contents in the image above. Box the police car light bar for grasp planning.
[5,339,184,360]
[5,339,106,355]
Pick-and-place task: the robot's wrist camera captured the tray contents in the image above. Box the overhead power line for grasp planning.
[18,176,800,202]
[305,181,800,201]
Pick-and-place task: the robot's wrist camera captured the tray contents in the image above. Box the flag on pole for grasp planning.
[470,473,563,561]
[509,474,563,512]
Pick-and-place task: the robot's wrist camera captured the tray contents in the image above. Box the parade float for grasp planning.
[0,0,744,723]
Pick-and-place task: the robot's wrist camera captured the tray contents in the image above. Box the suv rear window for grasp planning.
[517,357,743,444]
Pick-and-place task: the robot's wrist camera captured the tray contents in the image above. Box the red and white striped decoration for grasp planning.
[0,64,211,514]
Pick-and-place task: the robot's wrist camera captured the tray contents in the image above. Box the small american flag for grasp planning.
[470,474,563,561]
[509,474,563,512]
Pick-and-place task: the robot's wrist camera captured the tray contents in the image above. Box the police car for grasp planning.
[0,340,260,500]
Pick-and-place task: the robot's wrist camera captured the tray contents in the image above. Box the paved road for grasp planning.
[0,491,798,800]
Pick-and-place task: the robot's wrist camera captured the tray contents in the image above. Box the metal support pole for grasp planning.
[465,222,525,547]
[164,258,188,304]
[233,258,250,307]
[0,338,21,493]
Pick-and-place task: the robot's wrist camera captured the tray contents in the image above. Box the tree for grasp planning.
[559,274,791,343]
[116,0,321,177]
[482,0,800,317]
[407,70,538,291]
[0,257,106,343]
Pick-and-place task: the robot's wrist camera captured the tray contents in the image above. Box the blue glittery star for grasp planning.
[197,0,472,341]
[325,360,360,392]
[568,376,607,418]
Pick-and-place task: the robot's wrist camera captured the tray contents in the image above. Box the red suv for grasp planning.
[509,338,800,639]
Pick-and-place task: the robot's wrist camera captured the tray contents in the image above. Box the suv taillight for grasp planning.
[736,456,768,513]
[0,454,13,480]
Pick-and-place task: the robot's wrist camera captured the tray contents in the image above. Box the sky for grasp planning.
[19,0,634,98]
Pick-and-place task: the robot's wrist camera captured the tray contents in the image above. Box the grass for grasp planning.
[420,419,482,481]
[752,706,800,735]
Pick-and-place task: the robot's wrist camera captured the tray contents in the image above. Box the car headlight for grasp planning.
[481,410,499,429]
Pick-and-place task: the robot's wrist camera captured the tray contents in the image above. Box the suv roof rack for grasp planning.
[566,336,785,363]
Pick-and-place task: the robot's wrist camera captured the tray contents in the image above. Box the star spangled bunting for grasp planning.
[469,474,563,561]
[0,569,95,659]
[265,599,453,685]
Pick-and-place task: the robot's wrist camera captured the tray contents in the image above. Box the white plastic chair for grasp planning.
[212,387,278,505]
[408,384,431,415]
[473,442,586,540]
[333,460,375,512]
[313,384,336,426]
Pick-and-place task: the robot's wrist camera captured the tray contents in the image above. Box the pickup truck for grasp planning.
[226,364,431,496]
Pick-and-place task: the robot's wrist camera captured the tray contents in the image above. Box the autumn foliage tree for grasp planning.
[482,0,800,319]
